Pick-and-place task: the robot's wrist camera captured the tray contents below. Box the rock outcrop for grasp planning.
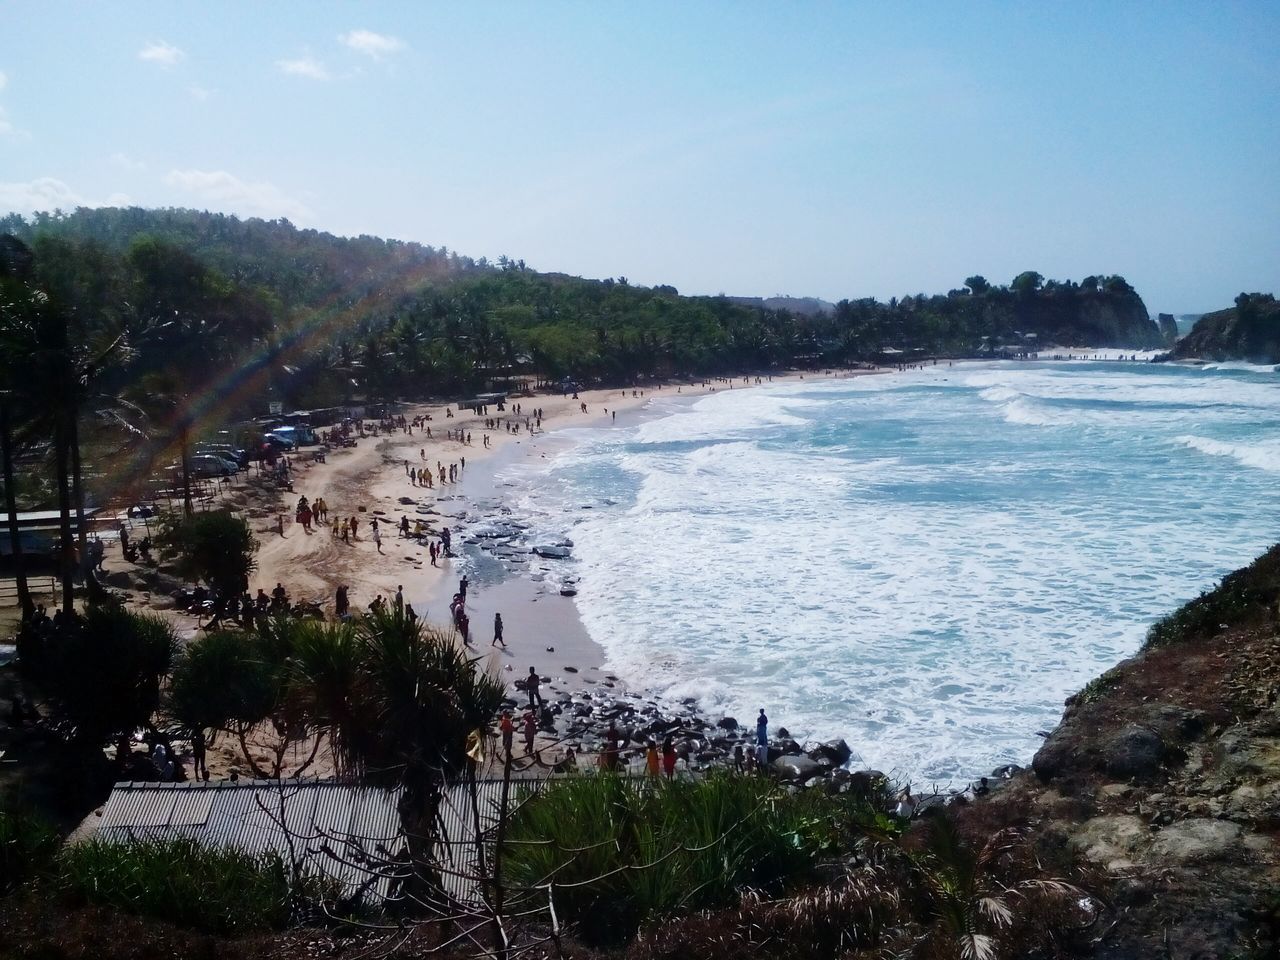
[1169,293,1280,363]
[961,542,1280,959]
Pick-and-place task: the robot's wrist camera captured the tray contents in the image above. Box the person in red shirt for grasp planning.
[662,736,677,779]
[499,710,514,759]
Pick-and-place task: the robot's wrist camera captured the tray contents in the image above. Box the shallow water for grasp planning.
[495,361,1280,785]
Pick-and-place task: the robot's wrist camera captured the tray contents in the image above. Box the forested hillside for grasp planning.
[1,207,1161,420]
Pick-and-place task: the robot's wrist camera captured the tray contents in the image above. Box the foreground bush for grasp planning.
[0,805,60,894]
[503,774,862,946]
[55,838,325,933]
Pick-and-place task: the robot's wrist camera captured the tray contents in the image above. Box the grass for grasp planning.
[0,804,61,894]
[502,773,889,946]
[54,837,331,934]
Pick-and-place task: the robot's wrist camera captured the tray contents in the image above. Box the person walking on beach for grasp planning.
[335,585,349,619]
[525,666,542,708]
[662,737,677,778]
[755,709,769,770]
[372,523,383,554]
[459,575,468,598]
[394,585,404,615]
[645,740,660,777]
[492,612,505,647]
[499,710,514,758]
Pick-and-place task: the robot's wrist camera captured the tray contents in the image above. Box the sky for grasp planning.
[1,3,1277,315]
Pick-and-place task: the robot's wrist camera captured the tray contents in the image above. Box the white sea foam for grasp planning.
[1176,435,1280,473]
[501,361,1280,784]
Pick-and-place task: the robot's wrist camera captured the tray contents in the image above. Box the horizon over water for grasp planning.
[500,360,1280,785]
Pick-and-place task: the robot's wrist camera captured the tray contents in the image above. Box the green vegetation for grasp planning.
[1171,292,1280,363]
[0,805,60,894]
[1146,542,1280,647]
[154,509,258,598]
[503,773,895,946]
[22,607,176,750]
[54,837,327,933]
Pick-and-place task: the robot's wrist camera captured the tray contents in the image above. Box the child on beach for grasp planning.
[662,737,677,779]
[646,741,660,777]
[522,709,537,755]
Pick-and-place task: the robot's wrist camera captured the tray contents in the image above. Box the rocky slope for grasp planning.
[963,544,1280,958]
[1170,294,1280,363]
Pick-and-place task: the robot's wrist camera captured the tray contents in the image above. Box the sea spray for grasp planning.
[497,361,1280,784]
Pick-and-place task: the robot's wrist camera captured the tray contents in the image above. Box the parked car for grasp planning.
[267,425,315,447]
[196,443,248,468]
[180,454,237,478]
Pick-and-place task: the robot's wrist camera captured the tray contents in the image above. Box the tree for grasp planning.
[36,606,176,751]
[155,509,257,599]
[964,276,990,296]
[1010,271,1044,296]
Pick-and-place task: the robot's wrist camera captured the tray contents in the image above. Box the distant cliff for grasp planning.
[1170,293,1280,363]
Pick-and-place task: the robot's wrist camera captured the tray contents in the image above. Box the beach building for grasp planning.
[86,779,405,904]
[0,509,98,557]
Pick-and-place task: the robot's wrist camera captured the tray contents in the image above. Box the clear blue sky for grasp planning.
[2,2,1276,314]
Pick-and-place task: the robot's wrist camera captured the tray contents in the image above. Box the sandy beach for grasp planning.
[249,370,881,697]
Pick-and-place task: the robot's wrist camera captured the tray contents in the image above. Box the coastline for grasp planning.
[251,369,882,705]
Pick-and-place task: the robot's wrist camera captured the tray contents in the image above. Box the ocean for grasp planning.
[494,359,1280,786]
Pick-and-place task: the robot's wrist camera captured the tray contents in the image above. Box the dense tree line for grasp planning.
[2,207,1160,408]
[1,207,1160,537]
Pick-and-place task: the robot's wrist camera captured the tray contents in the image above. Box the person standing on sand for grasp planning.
[755,709,769,770]
[645,740,660,777]
[492,612,505,647]
[335,585,349,619]
[395,585,404,614]
[372,523,383,554]
[500,710,514,758]
[526,666,542,708]
[522,708,537,755]
[350,516,359,539]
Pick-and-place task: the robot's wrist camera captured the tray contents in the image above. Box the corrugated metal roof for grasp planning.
[92,779,405,904]
[435,777,550,905]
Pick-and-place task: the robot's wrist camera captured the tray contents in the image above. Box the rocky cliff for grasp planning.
[1170,294,1280,363]
[962,544,1280,958]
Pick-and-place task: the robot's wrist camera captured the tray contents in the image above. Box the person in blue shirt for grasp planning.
[755,709,768,770]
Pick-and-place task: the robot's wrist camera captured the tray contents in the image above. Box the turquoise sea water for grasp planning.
[498,360,1280,785]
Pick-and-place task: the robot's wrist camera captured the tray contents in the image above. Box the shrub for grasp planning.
[1146,542,1280,648]
[155,509,257,598]
[39,606,177,748]
[54,837,329,933]
[0,805,60,894]
[503,774,853,946]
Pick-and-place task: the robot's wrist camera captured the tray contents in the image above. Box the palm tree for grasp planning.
[910,815,1085,960]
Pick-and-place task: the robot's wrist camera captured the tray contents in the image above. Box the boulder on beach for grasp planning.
[534,544,572,558]
[772,754,823,783]
[809,738,853,767]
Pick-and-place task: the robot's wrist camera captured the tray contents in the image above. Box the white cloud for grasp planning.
[138,41,185,67]
[165,168,312,222]
[339,29,405,59]
[110,152,147,171]
[276,57,330,80]
[0,177,89,214]
[188,84,213,101]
